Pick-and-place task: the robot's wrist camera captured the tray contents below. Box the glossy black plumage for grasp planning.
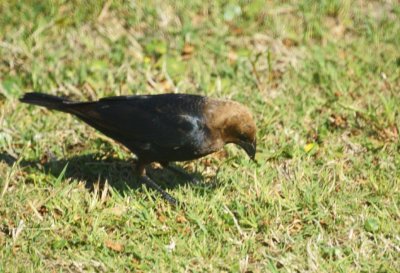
[21,93,216,163]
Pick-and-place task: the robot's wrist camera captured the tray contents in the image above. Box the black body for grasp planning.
[20,93,212,164]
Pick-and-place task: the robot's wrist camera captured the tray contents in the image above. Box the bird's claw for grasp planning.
[165,165,202,185]
[140,175,178,206]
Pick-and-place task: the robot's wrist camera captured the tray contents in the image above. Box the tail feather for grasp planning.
[19,92,73,111]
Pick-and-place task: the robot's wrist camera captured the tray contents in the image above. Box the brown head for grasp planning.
[204,99,257,160]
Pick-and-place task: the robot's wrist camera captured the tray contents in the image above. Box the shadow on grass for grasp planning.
[0,152,209,196]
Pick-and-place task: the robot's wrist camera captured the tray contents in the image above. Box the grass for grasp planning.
[0,0,399,272]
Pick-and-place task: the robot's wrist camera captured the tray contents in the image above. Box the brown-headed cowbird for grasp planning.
[20,92,257,204]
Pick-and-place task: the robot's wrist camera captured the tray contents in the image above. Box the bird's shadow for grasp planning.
[0,152,210,195]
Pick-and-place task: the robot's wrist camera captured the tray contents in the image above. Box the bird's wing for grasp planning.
[69,94,207,149]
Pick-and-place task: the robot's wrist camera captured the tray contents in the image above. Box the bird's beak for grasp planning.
[238,140,257,162]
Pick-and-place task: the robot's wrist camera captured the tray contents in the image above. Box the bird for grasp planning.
[20,92,257,205]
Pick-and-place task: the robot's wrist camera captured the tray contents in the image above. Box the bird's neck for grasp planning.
[203,99,239,144]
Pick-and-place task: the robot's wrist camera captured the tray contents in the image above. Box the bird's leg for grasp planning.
[140,176,177,206]
[161,162,201,185]
[136,163,178,206]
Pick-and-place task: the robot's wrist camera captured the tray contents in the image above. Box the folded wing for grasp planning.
[67,94,208,154]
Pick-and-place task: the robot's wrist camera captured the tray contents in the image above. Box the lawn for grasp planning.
[0,0,399,272]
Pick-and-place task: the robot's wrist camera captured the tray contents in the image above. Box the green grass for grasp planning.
[1,0,399,272]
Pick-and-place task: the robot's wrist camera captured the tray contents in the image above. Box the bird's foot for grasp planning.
[140,175,178,206]
[164,164,202,185]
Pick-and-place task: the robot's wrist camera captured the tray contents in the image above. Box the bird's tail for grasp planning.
[19,92,74,112]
